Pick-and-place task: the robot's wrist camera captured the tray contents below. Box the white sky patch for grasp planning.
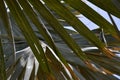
[79,15,99,30]
[114,74,120,79]
[83,0,120,30]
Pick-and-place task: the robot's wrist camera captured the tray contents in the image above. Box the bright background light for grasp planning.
[66,0,120,31]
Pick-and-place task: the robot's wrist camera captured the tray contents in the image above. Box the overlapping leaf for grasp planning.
[0,0,120,80]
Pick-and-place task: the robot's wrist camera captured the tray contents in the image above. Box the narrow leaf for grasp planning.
[88,0,120,18]
[0,0,16,61]
[5,0,50,74]
[43,0,115,58]
[64,0,120,41]
[29,0,89,62]
[18,1,80,79]
[0,32,7,80]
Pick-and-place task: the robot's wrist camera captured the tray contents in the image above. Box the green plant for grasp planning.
[0,0,120,80]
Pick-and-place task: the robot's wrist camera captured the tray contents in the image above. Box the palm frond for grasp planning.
[0,0,120,80]
[0,33,6,80]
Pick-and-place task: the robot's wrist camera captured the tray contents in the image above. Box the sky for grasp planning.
[82,1,120,30]
[66,0,120,31]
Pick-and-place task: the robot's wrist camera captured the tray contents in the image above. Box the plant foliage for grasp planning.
[0,0,120,80]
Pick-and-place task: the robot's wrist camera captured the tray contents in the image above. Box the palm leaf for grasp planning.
[64,0,120,40]
[88,0,120,18]
[0,0,16,62]
[0,33,6,80]
[0,0,120,80]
